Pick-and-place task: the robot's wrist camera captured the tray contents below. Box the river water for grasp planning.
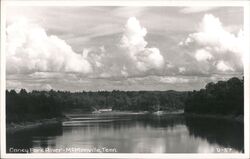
[6,113,244,153]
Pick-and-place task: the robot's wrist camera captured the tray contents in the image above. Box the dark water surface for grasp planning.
[7,113,244,153]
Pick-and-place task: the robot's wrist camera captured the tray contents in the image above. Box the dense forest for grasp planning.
[184,77,244,115]
[6,77,244,123]
[6,89,187,123]
[6,89,62,123]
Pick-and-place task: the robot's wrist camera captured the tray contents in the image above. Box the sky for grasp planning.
[5,6,244,91]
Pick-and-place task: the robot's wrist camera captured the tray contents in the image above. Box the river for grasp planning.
[6,112,244,153]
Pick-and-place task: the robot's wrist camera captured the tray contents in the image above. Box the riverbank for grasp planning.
[6,118,63,134]
[6,111,243,134]
[184,113,243,122]
[65,110,150,117]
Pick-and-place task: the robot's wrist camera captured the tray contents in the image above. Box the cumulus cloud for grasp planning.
[195,49,213,62]
[159,77,190,84]
[81,17,165,79]
[216,61,234,72]
[6,18,92,74]
[120,17,164,72]
[180,14,244,73]
[187,14,244,54]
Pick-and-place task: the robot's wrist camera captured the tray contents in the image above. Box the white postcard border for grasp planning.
[1,0,249,158]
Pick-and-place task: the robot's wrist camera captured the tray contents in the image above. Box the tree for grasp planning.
[184,77,244,115]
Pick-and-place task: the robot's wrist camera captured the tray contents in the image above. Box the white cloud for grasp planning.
[180,7,218,14]
[195,49,213,62]
[41,84,53,90]
[189,14,244,54]
[120,17,164,72]
[5,16,165,80]
[216,61,234,72]
[6,81,22,90]
[6,18,92,74]
[189,14,244,55]
[121,66,129,77]
[111,7,145,19]
[180,14,244,73]
[5,8,244,92]
[83,47,105,69]
[159,77,190,84]
[178,67,186,73]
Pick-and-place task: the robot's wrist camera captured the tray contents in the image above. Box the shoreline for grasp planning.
[6,111,243,134]
[184,113,244,122]
[6,118,62,134]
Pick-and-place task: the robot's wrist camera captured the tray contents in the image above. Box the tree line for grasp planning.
[6,89,187,123]
[6,76,244,123]
[6,89,62,123]
[184,77,244,115]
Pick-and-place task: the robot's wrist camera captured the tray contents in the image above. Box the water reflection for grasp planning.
[6,114,244,153]
[185,116,244,152]
[7,123,62,153]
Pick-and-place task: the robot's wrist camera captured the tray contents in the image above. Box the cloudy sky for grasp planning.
[5,6,244,91]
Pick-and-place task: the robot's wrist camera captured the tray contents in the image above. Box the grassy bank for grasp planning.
[6,118,63,134]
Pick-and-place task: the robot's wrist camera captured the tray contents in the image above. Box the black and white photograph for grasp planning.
[0,0,249,159]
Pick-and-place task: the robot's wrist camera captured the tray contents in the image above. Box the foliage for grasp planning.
[6,89,187,123]
[7,76,242,123]
[6,89,62,123]
[184,77,244,115]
